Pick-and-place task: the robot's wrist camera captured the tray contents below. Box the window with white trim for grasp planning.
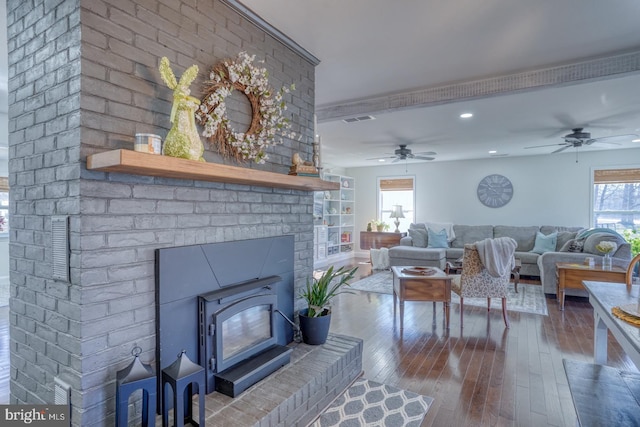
[592,168,640,234]
[377,177,415,232]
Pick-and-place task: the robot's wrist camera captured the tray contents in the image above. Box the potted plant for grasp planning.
[623,229,640,278]
[299,265,358,345]
[370,219,390,232]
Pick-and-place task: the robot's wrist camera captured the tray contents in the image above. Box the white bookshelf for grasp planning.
[314,174,355,267]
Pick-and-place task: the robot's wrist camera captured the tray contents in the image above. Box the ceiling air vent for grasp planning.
[342,115,375,124]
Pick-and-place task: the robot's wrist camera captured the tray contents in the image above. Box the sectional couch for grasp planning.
[388,224,632,295]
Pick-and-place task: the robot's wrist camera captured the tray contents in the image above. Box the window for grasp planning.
[592,168,640,235]
[378,177,414,231]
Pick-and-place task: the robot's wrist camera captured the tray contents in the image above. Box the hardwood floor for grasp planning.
[327,259,637,426]
[0,260,634,426]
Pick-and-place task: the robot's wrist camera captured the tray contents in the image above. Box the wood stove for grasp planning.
[156,236,295,403]
[198,275,292,396]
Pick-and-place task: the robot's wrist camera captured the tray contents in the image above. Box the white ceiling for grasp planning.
[240,0,640,168]
[3,2,640,169]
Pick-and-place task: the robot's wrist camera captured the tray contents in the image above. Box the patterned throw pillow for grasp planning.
[556,231,577,251]
[408,228,428,247]
[560,238,584,253]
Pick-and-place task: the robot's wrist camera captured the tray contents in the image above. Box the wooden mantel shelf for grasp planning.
[86,150,340,191]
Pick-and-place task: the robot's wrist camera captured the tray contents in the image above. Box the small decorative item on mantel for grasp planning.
[134,133,162,154]
[159,57,205,162]
[288,153,319,177]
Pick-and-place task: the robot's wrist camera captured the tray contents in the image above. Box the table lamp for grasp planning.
[389,205,405,233]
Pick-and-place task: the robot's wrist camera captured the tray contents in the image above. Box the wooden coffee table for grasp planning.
[556,262,626,310]
[391,266,451,329]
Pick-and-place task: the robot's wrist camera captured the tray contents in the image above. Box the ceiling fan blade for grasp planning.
[552,145,571,154]
[392,157,402,163]
[551,113,589,133]
[365,155,396,160]
[589,134,638,145]
[413,156,435,161]
[524,143,566,149]
[413,151,437,156]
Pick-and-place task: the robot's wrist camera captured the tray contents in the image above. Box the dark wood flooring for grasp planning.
[0,259,634,426]
[326,259,637,426]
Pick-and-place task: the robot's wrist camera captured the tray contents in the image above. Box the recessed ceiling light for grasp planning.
[488,150,497,154]
[633,138,640,143]
[378,159,386,162]
[460,113,473,119]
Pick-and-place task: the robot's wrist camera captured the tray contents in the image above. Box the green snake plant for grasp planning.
[301,265,358,317]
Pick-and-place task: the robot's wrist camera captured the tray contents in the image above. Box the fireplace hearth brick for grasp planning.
[200,334,363,426]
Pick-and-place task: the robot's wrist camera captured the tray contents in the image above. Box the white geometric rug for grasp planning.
[348,270,548,316]
[311,377,433,427]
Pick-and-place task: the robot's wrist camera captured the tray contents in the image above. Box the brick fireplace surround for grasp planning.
[6,1,343,425]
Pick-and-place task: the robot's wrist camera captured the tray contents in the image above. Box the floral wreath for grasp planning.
[195,52,296,164]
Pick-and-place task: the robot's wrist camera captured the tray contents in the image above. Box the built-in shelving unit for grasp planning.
[86,149,340,191]
[313,174,355,266]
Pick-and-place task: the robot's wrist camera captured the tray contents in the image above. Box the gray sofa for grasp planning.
[389,224,632,295]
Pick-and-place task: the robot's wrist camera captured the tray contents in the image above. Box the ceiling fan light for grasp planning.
[488,150,497,154]
[460,112,473,119]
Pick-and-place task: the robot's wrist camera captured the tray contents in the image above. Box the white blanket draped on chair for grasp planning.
[475,237,517,277]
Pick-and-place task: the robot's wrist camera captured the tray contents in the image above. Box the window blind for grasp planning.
[379,178,414,191]
[594,168,640,184]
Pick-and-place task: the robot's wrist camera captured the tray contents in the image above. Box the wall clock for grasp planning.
[477,174,513,208]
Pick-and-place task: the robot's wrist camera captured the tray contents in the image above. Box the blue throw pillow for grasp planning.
[427,228,448,248]
[531,231,557,254]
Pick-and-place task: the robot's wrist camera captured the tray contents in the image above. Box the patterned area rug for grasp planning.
[311,377,433,427]
[349,270,548,316]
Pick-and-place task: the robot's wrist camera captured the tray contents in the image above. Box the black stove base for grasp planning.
[214,345,293,397]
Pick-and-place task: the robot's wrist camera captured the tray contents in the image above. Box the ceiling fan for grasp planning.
[367,144,437,162]
[524,128,637,154]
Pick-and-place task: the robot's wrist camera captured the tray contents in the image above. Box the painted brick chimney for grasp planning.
[7,0,317,424]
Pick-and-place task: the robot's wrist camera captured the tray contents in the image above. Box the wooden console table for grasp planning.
[556,262,626,311]
[359,231,406,250]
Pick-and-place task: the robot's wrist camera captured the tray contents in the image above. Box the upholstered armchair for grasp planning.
[451,238,517,328]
